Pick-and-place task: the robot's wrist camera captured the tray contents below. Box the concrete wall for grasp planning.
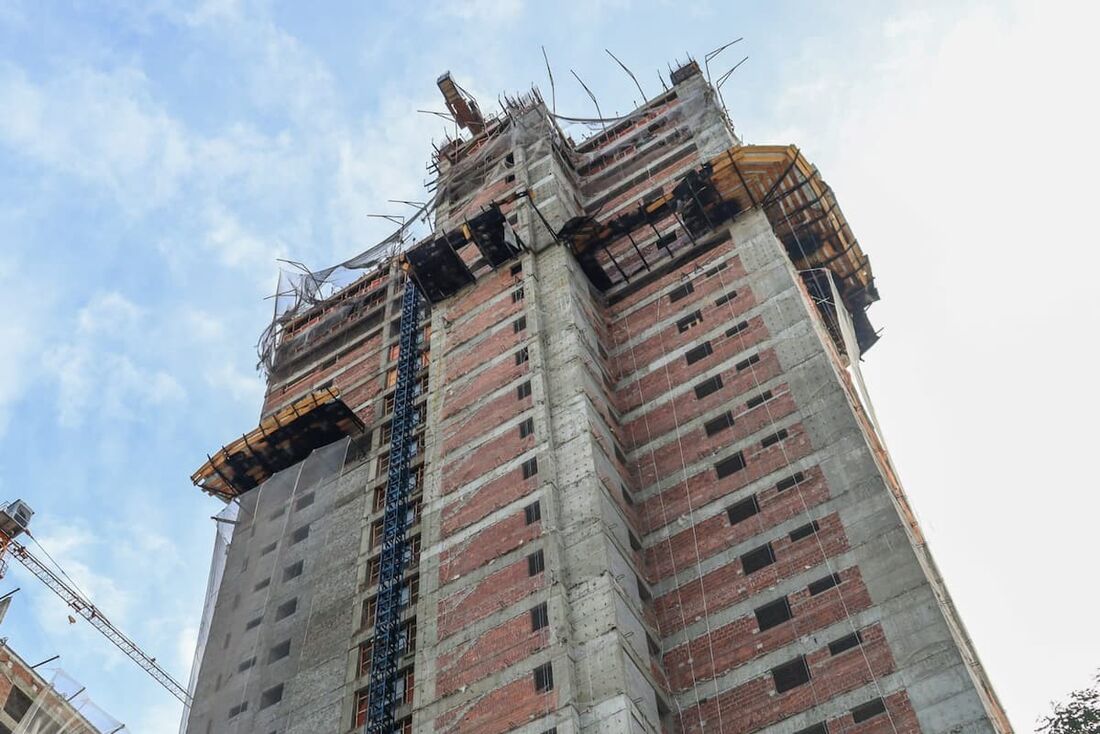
[184,439,363,734]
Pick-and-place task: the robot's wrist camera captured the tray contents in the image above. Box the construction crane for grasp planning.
[0,499,192,706]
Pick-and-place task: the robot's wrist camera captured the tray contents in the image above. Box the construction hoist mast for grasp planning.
[0,499,192,705]
[366,278,422,733]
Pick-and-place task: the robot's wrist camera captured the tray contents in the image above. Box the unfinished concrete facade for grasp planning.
[0,641,125,733]
[185,61,1010,734]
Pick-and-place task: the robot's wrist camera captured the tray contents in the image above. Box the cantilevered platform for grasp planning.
[191,388,363,498]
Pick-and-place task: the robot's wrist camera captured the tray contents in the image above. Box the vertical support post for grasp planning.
[366,279,421,733]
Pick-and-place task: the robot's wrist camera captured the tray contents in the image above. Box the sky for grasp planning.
[0,0,1097,731]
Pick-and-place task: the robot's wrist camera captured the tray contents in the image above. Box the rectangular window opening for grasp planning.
[789,520,821,542]
[740,543,776,574]
[726,494,760,525]
[275,598,298,621]
[746,390,774,409]
[512,287,525,303]
[517,381,532,399]
[852,698,887,723]
[735,353,761,372]
[527,549,545,576]
[295,492,315,511]
[515,346,529,365]
[693,375,723,399]
[703,411,734,437]
[283,560,304,581]
[260,684,284,709]
[776,471,806,492]
[290,524,310,544]
[676,310,703,333]
[268,639,291,663]
[761,429,789,448]
[705,261,729,277]
[522,457,539,479]
[514,316,527,333]
[793,724,828,734]
[715,451,746,479]
[524,501,541,525]
[531,602,549,631]
[533,662,554,692]
[684,341,713,365]
[725,320,749,338]
[519,417,535,438]
[808,572,842,596]
[829,631,863,656]
[772,656,811,693]
[754,596,793,632]
[715,290,737,307]
[668,282,694,303]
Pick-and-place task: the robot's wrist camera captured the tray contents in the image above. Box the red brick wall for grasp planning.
[439,509,541,582]
[644,466,830,579]
[678,624,897,733]
[828,690,922,733]
[436,613,549,697]
[620,349,785,452]
[442,427,536,494]
[435,674,556,734]
[442,384,532,453]
[640,417,814,534]
[663,567,874,690]
[437,555,547,639]
[441,466,539,537]
[655,512,849,634]
[633,383,800,490]
[441,355,529,421]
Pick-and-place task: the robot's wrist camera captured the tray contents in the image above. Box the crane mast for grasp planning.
[0,499,192,705]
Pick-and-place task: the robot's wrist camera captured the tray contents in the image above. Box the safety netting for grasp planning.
[9,666,126,733]
[180,437,353,734]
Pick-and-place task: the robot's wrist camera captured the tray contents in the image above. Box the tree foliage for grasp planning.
[1040,671,1100,734]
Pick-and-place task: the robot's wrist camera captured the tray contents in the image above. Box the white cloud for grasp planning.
[431,0,525,23]
[204,362,264,403]
[43,292,187,427]
[0,64,193,212]
[0,254,40,437]
[77,291,143,336]
[201,203,286,272]
[23,520,135,633]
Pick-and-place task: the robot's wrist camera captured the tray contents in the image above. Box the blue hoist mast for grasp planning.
[366,279,422,733]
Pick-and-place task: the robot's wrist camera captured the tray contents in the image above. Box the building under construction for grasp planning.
[0,640,127,733]
[182,60,1011,734]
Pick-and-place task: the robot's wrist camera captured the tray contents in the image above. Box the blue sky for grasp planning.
[1,1,1097,731]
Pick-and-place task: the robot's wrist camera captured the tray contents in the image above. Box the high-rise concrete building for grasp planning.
[183,61,1011,734]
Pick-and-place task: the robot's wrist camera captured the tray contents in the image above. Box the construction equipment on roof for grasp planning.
[437,72,485,133]
[0,500,192,705]
[190,388,364,499]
